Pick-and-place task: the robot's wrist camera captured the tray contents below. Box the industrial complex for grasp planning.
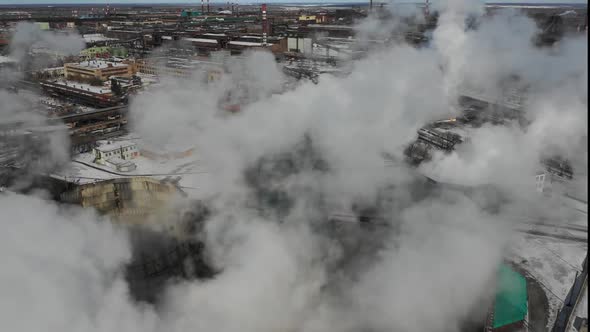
[0,1,587,332]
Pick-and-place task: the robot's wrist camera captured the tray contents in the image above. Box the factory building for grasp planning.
[39,80,122,108]
[134,58,222,81]
[60,177,182,225]
[93,141,139,172]
[180,37,221,52]
[64,60,134,81]
[226,40,285,54]
[287,37,313,53]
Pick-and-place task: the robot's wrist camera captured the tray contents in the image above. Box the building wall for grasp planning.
[287,37,313,53]
[135,60,221,82]
[135,62,192,78]
[65,62,133,81]
[94,143,139,165]
[60,177,180,225]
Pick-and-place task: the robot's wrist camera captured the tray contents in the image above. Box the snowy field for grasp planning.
[508,206,587,329]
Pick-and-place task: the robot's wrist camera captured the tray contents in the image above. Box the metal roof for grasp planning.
[492,264,528,328]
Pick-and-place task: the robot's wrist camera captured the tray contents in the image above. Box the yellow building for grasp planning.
[64,60,133,81]
[298,15,317,22]
[60,177,184,229]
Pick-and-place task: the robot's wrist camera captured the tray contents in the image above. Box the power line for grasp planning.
[532,238,583,273]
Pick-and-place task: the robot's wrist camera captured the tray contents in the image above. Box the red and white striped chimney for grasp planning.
[261,4,268,47]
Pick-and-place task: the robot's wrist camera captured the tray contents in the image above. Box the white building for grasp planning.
[93,141,139,172]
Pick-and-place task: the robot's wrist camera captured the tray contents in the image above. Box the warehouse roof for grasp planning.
[182,37,219,44]
[228,41,264,47]
[95,140,137,153]
[69,60,128,70]
[492,264,528,328]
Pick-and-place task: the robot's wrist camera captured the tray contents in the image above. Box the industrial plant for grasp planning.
[0,1,587,332]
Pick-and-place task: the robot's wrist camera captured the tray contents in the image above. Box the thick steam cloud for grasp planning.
[0,1,587,332]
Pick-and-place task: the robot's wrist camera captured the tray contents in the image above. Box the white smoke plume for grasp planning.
[0,1,587,332]
[0,193,156,332]
[423,8,587,200]
[0,24,77,185]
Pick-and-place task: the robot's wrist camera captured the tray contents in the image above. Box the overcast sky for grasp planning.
[0,0,587,5]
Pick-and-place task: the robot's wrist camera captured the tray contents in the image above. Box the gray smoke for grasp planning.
[9,22,85,61]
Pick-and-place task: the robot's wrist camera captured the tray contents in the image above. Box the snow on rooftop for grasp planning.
[203,33,226,37]
[94,140,137,152]
[0,55,16,64]
[71,60,128,70]
[182,37,219,44]
[83,33,118,43]
[229,41,264,47]
[57,79,111,94]
[55,136,209,191]
[105,156,135,167]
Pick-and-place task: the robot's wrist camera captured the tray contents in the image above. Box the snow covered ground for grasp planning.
[507,207,587,330]
[53,136,218,199]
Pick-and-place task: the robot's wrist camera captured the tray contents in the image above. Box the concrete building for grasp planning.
[287,37,313,53]
[60,177,182,226]
[93,140,139,172]
[226,40,284,54]
[134,58,222,81]
[181,37,221,51]
[298,15,317,23]
[64,60,133,81]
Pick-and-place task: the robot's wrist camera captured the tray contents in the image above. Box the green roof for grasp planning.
[492,264,528,328]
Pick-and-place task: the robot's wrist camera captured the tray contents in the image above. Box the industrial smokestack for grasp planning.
[261,4,268,47]
[369,0,373,13]
[201,0,204,13]
[207,0,210,14]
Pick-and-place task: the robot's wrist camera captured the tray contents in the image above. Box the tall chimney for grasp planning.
[201,0,204,13]
[261,4,268,47]
[207,0,210,14]
[369,0,372,13]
